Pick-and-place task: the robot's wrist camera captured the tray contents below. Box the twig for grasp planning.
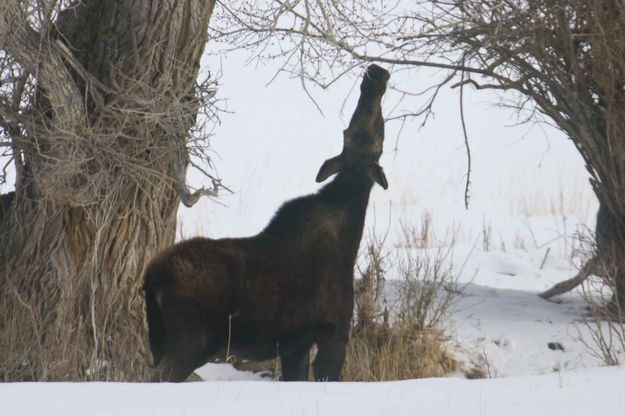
[539,247,551,270]
[459,65,472,210]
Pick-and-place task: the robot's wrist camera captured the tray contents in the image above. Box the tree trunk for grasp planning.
[0,0,216,381]
[594,201,625,311]
[532,3,625,307]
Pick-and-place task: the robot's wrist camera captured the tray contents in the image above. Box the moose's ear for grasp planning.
[369,162,388,189]
[316,155,344,183]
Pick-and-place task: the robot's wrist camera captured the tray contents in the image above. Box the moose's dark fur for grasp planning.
[143,65,390,382]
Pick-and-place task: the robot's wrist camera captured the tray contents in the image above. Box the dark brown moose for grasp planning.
[143,64,390,382]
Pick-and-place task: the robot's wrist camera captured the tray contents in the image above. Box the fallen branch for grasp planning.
[539,257,597,300]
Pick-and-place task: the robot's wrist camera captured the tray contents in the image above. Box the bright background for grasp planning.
[181,50,596,249]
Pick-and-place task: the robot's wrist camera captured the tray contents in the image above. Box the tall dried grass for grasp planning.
[342,228,458,381]
[576,236,625,367]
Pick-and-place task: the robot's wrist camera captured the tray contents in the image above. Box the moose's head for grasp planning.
[316,64,390,189]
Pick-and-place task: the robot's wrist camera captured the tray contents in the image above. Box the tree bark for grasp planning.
[0,0,216,381]
[594,201,625,310]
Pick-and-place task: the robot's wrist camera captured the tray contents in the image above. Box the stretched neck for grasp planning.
[262,170,375,267]
[318,171,374,261]
[318,171,373,210]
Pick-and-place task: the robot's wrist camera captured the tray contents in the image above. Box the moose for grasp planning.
[143,64,390,382]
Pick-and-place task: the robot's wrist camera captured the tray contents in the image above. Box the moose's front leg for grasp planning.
[281,343,311,381]
[312,331,348,381]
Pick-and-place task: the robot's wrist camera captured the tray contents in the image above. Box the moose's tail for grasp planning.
[144,284,166,367]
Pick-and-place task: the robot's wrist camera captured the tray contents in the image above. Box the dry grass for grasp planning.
[400,212,434,250]
[579,277,625,367]
[577,247,625,367]
[342,229,458,381]
[344,325,455,381]
[558,229,625,367]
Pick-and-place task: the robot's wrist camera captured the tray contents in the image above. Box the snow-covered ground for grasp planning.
[451,247,598,377]
[3,367,625,415]
[2,49,620,414]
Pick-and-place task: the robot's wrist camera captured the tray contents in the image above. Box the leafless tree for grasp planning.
[215,0,625,308]
[0,1,221,380]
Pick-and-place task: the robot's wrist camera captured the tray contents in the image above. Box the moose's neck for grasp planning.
[261,170,375,266]
[318,171,373,214]
[317,171,374,260]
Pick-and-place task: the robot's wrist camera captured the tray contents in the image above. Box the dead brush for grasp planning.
[399,212,433,249]
[548,228,625,367]
[342,229,458,381]
[579,273,625,367]
[576,239,625,367]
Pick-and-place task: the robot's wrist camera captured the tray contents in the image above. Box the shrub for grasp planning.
[342,229,458,381]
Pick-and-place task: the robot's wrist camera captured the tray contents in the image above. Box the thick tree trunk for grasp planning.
[0,0,216,380]
[594,201,625,311]
[0,181,179,380]
[534,4,625,307]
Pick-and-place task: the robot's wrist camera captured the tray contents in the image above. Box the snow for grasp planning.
[452,257,592,377]
[1,42,621,416]
[3,368,624,415]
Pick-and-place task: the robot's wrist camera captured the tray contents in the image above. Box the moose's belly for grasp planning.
[218,322,336,362]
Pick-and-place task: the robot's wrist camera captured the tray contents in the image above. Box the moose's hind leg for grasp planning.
[151,301,222,382]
